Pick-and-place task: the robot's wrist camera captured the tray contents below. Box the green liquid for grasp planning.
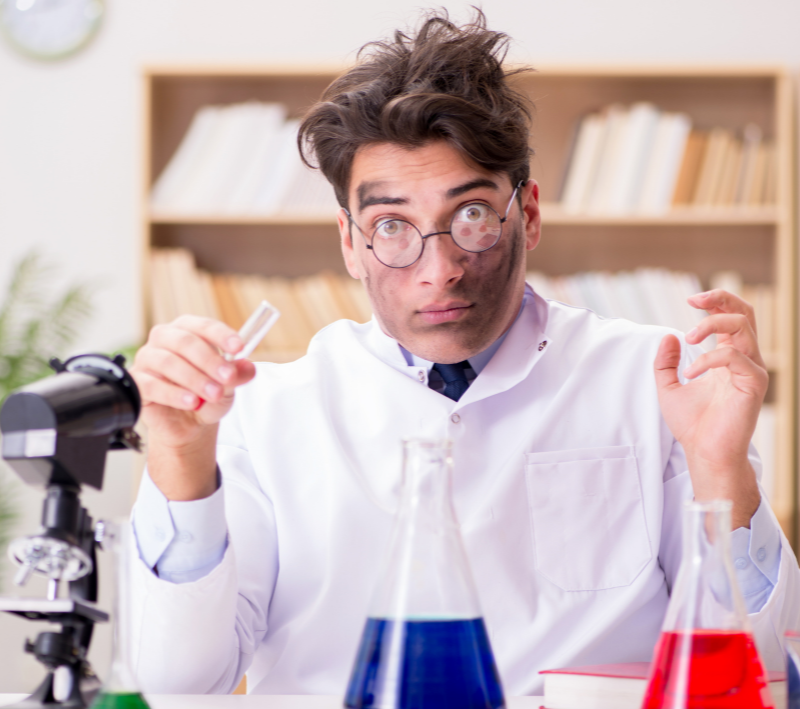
[90,692,151,709]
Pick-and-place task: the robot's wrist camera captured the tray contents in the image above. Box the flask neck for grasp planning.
[103,521,140,693]
[399,440,457,527]
[663,500,750,632]
[366,438,482,620]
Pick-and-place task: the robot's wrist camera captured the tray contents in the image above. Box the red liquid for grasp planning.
[642,630,773,709]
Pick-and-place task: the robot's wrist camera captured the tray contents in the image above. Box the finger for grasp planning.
[196,359,256,412]
[683,346,769,392]
[149,323,239,386]
[154,316,244,358]
[133,369,200,410]
[685,313,763,365]
[688,289,757,332]
[136,346,227,404]
[654,334,682,393]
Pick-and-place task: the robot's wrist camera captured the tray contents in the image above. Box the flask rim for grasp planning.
[401,437,454,450]
[682,499,733,514]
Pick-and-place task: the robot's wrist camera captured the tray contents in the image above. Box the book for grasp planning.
[560,113,609,214]
[693,128,733,206]
[715,137,743,205]
[587,105,630,213]
[602,102,661,213]
[672,130,707,205]
[540,662,786,709]
[735,124,763,204]
[637,112,692,214]
[150,106,223,213]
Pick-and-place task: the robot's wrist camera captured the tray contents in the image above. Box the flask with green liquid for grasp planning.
[91,520,150,709]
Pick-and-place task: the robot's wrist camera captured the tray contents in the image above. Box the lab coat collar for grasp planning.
[456,285,551,408]
[361,284,552,407]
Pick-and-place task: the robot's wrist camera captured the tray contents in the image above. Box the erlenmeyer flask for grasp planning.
[642,500,773,709]
[90,521,151,709]
[345,438,505,709]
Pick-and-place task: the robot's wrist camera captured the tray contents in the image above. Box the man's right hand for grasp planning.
[130,316,256,501]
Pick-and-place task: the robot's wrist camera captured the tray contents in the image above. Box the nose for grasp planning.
[414,231,465,287]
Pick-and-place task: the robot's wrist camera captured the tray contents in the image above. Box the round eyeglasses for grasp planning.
[345,181,524,269]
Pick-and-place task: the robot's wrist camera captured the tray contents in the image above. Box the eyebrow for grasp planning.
[445,178,500,199]
[357,177,501,213]
[357,182,408,212]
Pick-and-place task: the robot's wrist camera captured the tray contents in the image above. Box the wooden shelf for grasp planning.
[540,204,780,226]
[149,212,339,226]
[148,204,779,227]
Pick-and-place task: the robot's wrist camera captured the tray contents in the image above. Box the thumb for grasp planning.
[654,334,682,393]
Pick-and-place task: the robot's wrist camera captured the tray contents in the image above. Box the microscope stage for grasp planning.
[0,597,109,623]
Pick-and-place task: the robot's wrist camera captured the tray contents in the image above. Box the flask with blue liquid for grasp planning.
[344,438,505,709]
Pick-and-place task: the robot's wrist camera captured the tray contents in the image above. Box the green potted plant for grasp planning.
[0,251,94,588]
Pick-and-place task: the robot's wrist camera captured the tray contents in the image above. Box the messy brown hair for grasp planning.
[298,8,533,209]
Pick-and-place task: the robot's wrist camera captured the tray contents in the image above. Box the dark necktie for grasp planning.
[432,361,471,402]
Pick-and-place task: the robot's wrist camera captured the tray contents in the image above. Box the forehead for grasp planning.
[349,141,506,210]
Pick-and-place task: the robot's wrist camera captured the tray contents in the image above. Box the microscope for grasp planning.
[0,354,142,709]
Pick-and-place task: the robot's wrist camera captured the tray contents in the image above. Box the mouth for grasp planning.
[417,301,473,325]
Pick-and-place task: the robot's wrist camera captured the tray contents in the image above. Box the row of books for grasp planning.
[150,101,339,217]
[560,103,776,214]
[526,269,777,354]
[150,248,371,357]
[151,249,777,359]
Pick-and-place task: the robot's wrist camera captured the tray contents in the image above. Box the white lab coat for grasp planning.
[130,291,800,696]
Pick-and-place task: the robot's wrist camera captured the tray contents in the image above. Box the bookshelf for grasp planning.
[141,65,796,540]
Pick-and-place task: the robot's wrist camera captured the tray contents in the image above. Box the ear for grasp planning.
[520,180,542,251]
[338,208,362,279]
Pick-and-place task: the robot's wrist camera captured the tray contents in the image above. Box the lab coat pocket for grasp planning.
[524,446,652,592]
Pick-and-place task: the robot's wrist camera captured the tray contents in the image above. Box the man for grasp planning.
[129,10,800,697]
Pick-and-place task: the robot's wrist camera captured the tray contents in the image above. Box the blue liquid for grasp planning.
[345,617,505,709]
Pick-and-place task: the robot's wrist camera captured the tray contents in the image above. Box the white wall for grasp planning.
[1,0,800,694]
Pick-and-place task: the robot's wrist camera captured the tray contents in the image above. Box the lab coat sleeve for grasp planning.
[743,497,800,670]
[659,442,800,670]
[132,468,228,583]
[130,441,279,693]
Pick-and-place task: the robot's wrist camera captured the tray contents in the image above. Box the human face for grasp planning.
[338,141,541,364]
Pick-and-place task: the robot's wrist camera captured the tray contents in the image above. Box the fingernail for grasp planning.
[226,336,242,352]
[218,364,235,381]
[204,382,222,398]
[183,393,197,407]
[687,327,698,340]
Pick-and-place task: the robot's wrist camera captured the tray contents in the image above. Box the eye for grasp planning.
[458,203,489,223]
[374,219,411,239]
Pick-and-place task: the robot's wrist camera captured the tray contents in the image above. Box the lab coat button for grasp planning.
[451,414,461,424]
[178,531,193,543]
[757,547,767,562]
[538,341,548,351]
[734,557,747,569]
[154,527,165,541]
[417,370,425,382]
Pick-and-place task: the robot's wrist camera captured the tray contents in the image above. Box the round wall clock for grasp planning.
[0,0,104,61]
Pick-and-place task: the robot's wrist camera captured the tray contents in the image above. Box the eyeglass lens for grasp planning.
[372,202,504,268]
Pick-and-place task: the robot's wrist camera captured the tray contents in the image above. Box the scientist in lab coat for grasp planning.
[128,10,800,696]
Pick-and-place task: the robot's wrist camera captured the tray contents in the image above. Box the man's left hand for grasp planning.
[654,289,766,529]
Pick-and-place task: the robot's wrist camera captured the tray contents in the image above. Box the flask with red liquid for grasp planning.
[641,499,773,709]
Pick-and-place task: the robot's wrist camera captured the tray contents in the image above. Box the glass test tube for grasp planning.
[225,300,281,361]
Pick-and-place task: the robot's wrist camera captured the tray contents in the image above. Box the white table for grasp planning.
[2,695,544,708]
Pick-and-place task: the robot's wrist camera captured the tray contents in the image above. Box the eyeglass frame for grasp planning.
[343,180,525,269]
